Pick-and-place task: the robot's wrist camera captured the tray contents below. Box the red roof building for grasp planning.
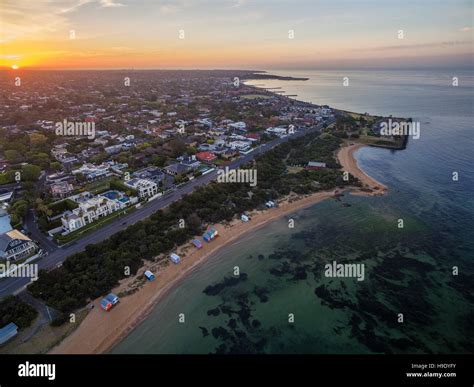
[245,133,260,140]
[196,151,217,163]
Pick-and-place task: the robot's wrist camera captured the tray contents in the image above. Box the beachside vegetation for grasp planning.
[28,131,359,314]
[0,296,38,329]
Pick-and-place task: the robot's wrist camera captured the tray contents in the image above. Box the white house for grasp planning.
[124,178,158,199]
[228,121,247,131]
[61,194,121,233]
[265,127,288,137]
[227,140,251,151]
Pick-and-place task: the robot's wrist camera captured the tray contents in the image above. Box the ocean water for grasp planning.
[112,69,474,354]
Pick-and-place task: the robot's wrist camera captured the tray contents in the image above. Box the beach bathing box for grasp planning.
[144,270,155,281]
[100,298,113,311]
[192,239,203,249]
[106,293,119,305]
[170,253,181,264]
[203,227,218,242]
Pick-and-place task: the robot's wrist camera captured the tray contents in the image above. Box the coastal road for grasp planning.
[0,119,333,298]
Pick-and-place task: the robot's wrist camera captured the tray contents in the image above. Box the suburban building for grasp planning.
[0,230,38,261]
[265,127,288,137]
[72,163,110,180]
[306,161,327,170]
[196,151,217,163]
[227,140,251,151]
[228,121,247,131]
[176,155,201,169]
[132,166,166,183]
[104,144,123,154]
[164,163,191,176]
[61,191,128,233]
[124,178,158,198]
[50,181,74,198]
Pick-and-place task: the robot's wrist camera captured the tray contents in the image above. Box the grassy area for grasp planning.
[48,199,78,216]
[357,135,405,149]
[0,309,89,354]
[55,206,136,245]
[287,166,304,174]
[83,177,113,195]
[344,111,378,123]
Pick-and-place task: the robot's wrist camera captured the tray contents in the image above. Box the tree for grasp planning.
[28,152,51,169]
[0,171,15,185]
[50,161,62,171]
[9,199,28,227]
[150,155,166,167]
[21,164,42,182]
[29,133,47,147]
[169,138,187,157]
[5,149,23,164]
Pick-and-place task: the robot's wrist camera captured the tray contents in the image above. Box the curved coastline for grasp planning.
[50,143,386,354]
[337,143,388,196]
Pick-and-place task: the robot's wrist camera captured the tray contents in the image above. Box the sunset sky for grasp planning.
[1,0,472,70]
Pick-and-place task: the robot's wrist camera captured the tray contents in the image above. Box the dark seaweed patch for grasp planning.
[203,273,248,296]
[199,326,209,338]
[253,286,269,303]
[207,307,220,316]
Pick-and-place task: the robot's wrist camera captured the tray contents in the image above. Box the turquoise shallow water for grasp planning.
[112,69,474,354]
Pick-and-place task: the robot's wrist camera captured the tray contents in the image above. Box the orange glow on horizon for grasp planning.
[0,1,471,71]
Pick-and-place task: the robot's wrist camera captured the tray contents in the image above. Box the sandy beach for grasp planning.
[51,143,386,354]
[337,143,388,196]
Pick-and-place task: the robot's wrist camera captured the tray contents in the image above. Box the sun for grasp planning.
[11,64,19,70]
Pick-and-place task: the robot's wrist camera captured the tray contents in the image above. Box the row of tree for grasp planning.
[28,131,359,313]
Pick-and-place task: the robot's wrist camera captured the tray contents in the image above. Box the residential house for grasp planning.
[0,230,38,261]
[164,163,191,176]
[104,144,123,155]
[61,192,122,233]
[228,121,247,131]
[72,163,110,180]
[50,181,74,198]
[132,166,166,184]
[124,178,158,198]
[196,152,217,163]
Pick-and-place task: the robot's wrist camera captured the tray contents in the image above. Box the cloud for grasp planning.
[59,0,93,14]
[99,0,125,7]
[460,27,472,32]
[0,1,72,42]
[0,0,127,42]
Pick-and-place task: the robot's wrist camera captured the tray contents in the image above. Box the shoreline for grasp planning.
[50,142,387,354]
[337,143,388,196]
